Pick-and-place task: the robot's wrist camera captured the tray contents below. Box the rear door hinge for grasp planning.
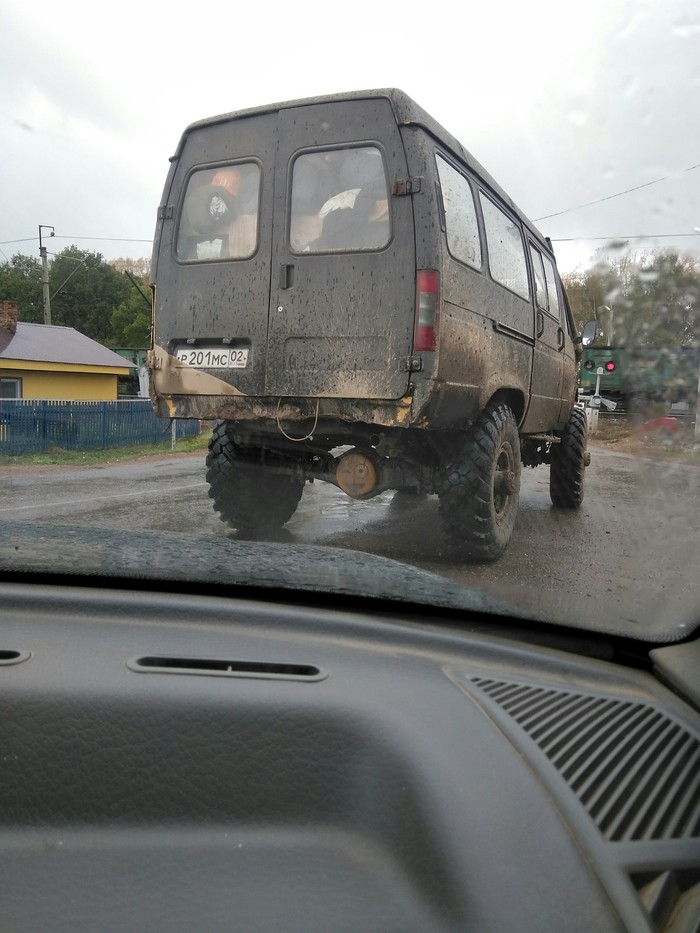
[157,205,174,221]
[402,355,423,372]
[393,177,422,196]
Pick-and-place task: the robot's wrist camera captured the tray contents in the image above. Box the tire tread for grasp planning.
[206,422,304,531]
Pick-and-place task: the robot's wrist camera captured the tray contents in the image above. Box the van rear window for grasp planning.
[176,162,261,262]
[290,147,390,253]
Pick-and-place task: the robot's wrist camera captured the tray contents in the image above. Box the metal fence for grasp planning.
[0,399,201,455]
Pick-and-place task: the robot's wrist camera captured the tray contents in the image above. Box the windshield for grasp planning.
[1,0,699,645]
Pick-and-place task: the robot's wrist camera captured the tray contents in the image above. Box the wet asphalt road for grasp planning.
[2,444,698,636]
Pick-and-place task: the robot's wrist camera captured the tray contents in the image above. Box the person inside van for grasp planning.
[226,169,261,257]
[316,148,390,251]
[290,154,333,251]
[177,164,261,261]
[177,167,239,260]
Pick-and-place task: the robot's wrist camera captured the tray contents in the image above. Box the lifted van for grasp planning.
[149,88,587,560]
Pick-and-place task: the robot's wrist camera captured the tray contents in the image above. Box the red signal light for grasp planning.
[605,361,616,372]
[414,270,440,352]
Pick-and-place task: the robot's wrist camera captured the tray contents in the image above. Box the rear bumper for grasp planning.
[148,346,414,428]
[150,388,414,430]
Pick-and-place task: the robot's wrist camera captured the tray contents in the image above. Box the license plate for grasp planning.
[176,347,249,369]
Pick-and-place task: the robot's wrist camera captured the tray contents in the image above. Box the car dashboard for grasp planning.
[1,578,699,932]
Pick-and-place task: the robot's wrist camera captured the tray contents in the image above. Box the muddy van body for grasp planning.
[149,88,587,559]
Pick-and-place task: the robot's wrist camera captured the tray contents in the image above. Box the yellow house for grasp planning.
[0,302,133,401]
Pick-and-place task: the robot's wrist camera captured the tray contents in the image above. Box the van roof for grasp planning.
[174,88,553,255]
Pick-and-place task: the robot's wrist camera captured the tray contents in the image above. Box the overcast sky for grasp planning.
[1,0,698,275]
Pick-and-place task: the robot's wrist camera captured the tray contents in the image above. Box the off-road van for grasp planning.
[148,88,587,560]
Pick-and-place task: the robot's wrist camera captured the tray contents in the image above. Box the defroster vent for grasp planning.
[471,678,700,843]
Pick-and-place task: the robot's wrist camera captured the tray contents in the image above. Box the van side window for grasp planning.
[290,147,390,253]
[541,253,562,320]
[529,245,548,311]
[435,155,481,269]
[176,162,261,262]
[479,194,530,300]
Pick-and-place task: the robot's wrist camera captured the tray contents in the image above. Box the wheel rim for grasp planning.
[493,442,516,517]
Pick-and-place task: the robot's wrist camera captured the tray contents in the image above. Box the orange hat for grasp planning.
[211,167,241,195]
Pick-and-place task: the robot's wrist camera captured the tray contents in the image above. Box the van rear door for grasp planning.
[265,99,415,399]
[154,111,278,399]
[155,98,414,402]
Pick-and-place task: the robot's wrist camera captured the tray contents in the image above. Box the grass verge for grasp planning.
[0,432,209,468]
[589,415,700,465]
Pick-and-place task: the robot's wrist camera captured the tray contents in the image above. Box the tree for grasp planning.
[110,288,151,347]
[109,257,151,278]
[0,254,43,322]
[49,248,156,346]
[0,246,150,347]
[0,247,153,345]
[48,246,132,342]
[563,249,700,349]
[562,249,636,340]
[613,251,699,349]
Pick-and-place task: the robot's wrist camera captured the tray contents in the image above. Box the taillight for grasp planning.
[414,270,440,352]
[605,361,616,372]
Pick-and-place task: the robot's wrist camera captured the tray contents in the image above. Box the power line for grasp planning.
[2,228,699,253]
[2,162,700,246]
[534,162,700,222]
[0,235,152,246]
[51,235,153,244]
[551,233,700,242]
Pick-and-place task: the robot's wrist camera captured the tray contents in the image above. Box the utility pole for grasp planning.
[39,225,54,325]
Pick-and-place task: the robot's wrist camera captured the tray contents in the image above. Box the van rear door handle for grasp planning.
[557,327,565,350]
[536,310,545,338]
[279,263,294,289]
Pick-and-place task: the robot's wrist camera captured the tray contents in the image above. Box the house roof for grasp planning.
[0,323,135,369]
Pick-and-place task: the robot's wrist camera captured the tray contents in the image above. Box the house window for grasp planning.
[1,378,22,399]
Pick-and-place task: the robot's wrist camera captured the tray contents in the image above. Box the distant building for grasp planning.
[0,300,134,400]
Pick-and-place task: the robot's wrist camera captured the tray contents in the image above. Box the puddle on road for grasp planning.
[317,490,395,520]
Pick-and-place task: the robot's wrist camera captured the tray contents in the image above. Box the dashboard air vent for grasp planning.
[471,678,700,842]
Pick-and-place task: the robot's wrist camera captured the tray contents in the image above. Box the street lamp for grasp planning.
[38,225,54,325]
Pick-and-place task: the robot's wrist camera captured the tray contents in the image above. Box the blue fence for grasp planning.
[0,399,201,455]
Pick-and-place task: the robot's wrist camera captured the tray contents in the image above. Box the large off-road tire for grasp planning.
[206,422,304,532]
[437,403,521,561]
[549,406,587,509]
